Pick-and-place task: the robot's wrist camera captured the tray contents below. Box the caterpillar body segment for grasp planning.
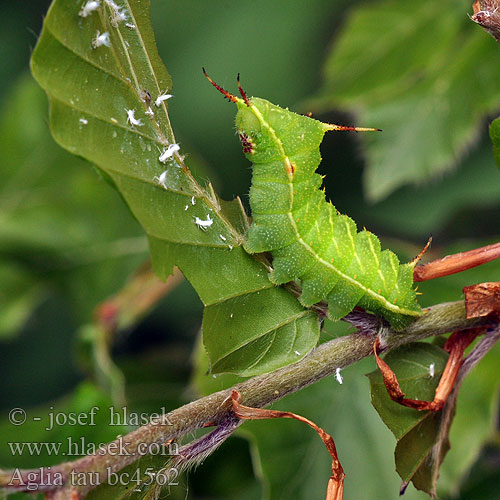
[205,72,422,330]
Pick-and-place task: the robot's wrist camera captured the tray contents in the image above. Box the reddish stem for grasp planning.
[414,242,500,282]
[373,330,481,412]
[231,390,344,500]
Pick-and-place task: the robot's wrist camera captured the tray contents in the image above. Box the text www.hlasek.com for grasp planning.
[8,437,179,457]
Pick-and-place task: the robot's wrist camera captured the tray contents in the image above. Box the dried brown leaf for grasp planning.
[231,390,344,500]
[463,282,500,318]
[373,332,479,412]
[471,1,500,43]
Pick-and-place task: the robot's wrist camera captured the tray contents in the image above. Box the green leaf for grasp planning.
[30,0,319,376]
[150,240,320,376]
[203,287,318,376]
[367,343,450,495]
[312,0,500,201]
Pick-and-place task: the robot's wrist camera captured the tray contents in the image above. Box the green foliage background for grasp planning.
[1,0,500,499]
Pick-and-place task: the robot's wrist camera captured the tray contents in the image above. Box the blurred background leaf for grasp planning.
[490,117,500,171]
[0,75,148,325]
[0,72,148,408]
[311,0,500,202]
[1,0,500,498]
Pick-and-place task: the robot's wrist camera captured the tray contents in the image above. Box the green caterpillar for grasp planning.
[204,70,422,330]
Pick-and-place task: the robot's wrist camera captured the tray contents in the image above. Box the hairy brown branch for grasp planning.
[1,300,495,498]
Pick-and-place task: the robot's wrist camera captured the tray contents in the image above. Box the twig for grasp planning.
[0,300,493,498]
[89,263,184,406]
[413,242,500,282]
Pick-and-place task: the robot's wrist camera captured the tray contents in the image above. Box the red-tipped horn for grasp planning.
[203,68,238,104]
[237,73,251,107]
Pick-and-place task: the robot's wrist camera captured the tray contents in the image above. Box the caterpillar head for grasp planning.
[203,69,381,165]
[203,69,268,158]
